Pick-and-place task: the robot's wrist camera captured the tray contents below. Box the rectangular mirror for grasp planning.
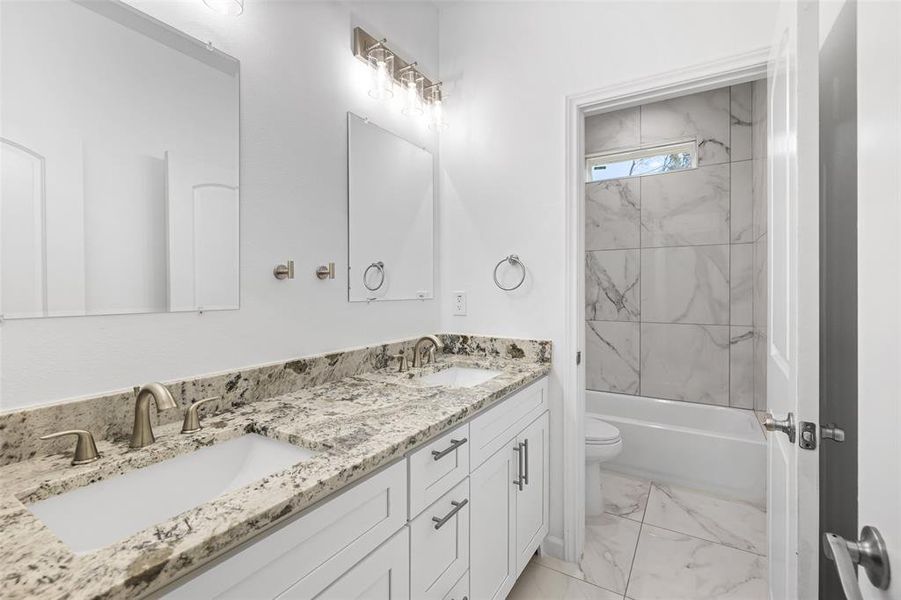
[0,0,240,319]
[347,113,434,302]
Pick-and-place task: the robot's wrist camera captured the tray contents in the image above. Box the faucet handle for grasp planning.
[181,396,220,434]
[40,430,101,465]
[395,353,409,373]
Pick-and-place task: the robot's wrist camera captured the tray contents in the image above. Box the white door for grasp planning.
[856,2,900,598]
[766,1,820,598]
[470,439,518,600]
[515,412,549,573]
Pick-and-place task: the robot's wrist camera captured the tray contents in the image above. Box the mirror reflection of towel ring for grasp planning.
[363,261,385,291]
[493,254,526,291]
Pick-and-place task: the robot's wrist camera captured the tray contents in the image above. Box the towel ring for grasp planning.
[493,255,526,291]
[363,261,385,291]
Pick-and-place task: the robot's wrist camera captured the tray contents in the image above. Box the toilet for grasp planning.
[585,414,623,517]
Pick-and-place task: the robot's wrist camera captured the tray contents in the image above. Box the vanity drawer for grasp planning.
[162,460,407,600]
[442,571,469,600]
[410,478,470,600]
[408,423,470,517]
[469,377,547,469]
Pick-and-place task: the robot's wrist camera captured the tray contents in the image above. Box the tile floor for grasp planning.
[508,470,767,600]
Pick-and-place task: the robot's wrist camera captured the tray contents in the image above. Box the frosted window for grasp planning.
[586,140,697,182]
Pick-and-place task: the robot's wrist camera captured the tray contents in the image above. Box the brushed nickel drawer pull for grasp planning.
[522,438,529,485]
[432,499,468,530]
[513,443,524,490]
[431,438,468,461]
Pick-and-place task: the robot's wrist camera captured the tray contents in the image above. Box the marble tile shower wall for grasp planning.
[585,82,767,409]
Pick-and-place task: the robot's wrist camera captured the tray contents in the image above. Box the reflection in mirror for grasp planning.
[0,0,240,319]
[347,113,434,302]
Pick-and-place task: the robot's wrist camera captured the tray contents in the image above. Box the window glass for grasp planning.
[586,140,697,182]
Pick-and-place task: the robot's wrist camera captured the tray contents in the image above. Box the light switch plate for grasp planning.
[453,291,467,316]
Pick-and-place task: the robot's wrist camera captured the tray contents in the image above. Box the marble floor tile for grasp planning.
[730,327,755,409]
[598,470,651,521]
[626,525,767,600]
[586,321,640,394]
[640,245,730,325]
[534,553,588,579]
[730,83,753,162]
[731,160,754,243]
[586,178,641,251]
[640,323,730,405]
[640,88,731,165]
[643,483,767,555]
[509,559,623,600]
[586,250,640,321]
[586,106,641,155]
[579,513,642,593]
[640,164,730,247]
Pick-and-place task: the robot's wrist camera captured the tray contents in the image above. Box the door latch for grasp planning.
[576,351,582,365]
[798,421,817,450]
[821,423,846,442]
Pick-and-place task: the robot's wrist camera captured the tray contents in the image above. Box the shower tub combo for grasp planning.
[586,391,766,505]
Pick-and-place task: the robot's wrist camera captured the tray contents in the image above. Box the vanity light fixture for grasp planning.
[202,0,243,16]
[366,39,395,100]
[353,27,445,128]
[427,83,448,131]
[399,64,424,116]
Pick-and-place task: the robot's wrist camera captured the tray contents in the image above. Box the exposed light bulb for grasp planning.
[202,0,243,16]
[400,67,424,117]
[367,45,394,100]
[428,86,448,131]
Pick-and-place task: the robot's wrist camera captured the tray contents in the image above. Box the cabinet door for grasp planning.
[515,411,549,575]
[281,528,410,600]
[410,478,469,599]
[469,439,517,600]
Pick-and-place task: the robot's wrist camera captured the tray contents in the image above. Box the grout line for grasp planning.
[586,318,740,328]
[587,241,747,252]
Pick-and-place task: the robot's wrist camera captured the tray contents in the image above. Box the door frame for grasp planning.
[561,48,770,563]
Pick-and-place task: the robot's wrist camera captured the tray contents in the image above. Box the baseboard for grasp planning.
[541,535,565,560]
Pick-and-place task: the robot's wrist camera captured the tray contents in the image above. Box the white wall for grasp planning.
[0,0,441,409]
[437,0,778,553]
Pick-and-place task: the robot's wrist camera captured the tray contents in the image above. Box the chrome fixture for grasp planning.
[821,423,846,442]
[412,335,444,368]
[131,383,178,448]
[363,261,385,291]
[39,430,100,465]
[394,352,409,373]
[493,254,526,291]
[353,27,445,127]
[316,262,335,280]
[763,411,796,443]
[824,526,891,598]
[181,396,220,434]
[432,437,467,461]
[202,0,243,16]
[274,260,295,280]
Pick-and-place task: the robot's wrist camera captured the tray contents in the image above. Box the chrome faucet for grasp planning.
[412,335,444,368]
[130,382,178,448]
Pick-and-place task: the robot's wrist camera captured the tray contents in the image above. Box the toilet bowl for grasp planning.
[585,414,623,517]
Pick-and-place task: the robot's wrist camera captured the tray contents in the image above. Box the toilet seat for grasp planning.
[585,416,621,445]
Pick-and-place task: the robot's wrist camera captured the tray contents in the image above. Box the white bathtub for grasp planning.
[586,391,766,505]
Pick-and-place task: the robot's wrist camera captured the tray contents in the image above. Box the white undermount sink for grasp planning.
[27,433,317,555]
[418,366,501,388]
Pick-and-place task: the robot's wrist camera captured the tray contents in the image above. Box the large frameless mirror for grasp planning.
[0,0,240,319]
[347,113,434,302]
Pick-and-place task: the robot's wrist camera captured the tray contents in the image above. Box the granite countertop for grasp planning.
[0,354,550,600]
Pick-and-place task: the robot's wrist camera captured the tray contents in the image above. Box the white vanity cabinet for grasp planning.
[470,382,550,600]
[160,376,548,600]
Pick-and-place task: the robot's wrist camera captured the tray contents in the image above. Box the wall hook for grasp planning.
[274,260,295,280]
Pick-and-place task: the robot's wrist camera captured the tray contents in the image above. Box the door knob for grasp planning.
[824,526,891,598]
[763,412,796,443]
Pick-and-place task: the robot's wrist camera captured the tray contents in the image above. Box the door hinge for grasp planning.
[576,351,582,365]
[799,421,817,450]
